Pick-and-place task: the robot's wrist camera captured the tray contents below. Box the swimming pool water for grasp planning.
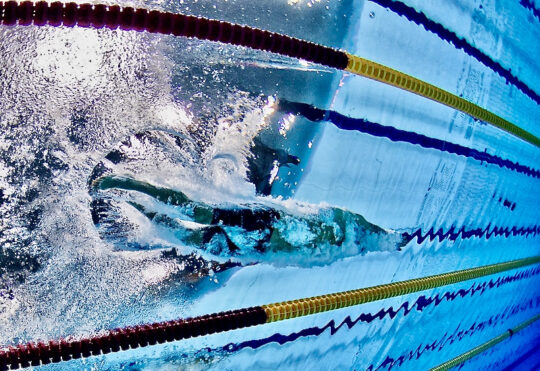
[0,0,539,369]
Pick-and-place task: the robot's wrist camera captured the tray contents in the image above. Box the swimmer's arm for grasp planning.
[93,175,191,206]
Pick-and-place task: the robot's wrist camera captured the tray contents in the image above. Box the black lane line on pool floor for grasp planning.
[370,297,540,371]
[205,266,540,355]
[172,296,539,369]
[403,225,540,244]
[520,0,540,22]
[370,0,540,105]
[277,99,540,179]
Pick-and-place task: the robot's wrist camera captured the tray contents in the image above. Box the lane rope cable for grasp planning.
[430,313,540,371]
[1,255,539,369]
[0,1,539,147]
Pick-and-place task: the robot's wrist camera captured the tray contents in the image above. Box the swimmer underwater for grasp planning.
[90,175,410,267]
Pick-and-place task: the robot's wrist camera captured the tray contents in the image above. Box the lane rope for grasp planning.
[344,55,540,148]
[260,256,540,322]
[0,1,538,147]
[1,256,539,369]
[430,313,540,371]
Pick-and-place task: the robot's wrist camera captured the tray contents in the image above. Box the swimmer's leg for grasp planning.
[128,201,239,253]
[201,226,240,253]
